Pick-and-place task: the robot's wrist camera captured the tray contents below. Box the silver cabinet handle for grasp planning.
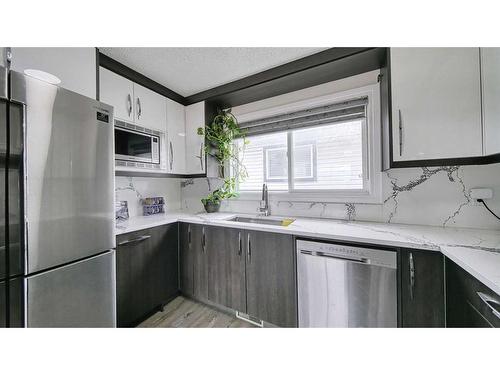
[118,235,151,246]
[127,94,132,117]
[169,141,174,171]
[188,224,191,248]
[409,252,415,300]
[477,292,500,319]
[247,233,251,263]
[137,97,142,119]
[199,143,204,171]
[398,109,403,157]
[238,232,242,256]
[202,227,206,253]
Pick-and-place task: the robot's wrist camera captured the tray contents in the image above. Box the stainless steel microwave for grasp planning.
[114,120,166,171]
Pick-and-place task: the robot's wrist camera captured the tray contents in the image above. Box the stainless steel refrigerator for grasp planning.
[1,65,116,327]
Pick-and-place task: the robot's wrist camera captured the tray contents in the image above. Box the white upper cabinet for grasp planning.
[99,67,166,132]
[11,47,96,99]
[185,101,206,174]
[481,48,500,156]
[133,83,167,131]
[166,98,186,174]
[99,67,135,122]
[391,48,482,161]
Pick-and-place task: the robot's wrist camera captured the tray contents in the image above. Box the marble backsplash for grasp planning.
[180,163,500,230]
[115,176,182,217]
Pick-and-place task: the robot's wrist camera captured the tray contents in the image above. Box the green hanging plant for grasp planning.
[197,108,249,211]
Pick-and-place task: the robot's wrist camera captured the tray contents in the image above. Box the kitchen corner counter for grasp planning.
[115,211,500,295]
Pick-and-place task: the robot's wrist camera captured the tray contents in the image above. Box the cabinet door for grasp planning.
[390,48,482,161]
[207,226,246,312]
[99,67,134,122]
[134,83,167,131]
[245,230,297,327]
[185,101,205,174]
[480,48,500,156]
[446,258,499,328]
[400,249,445,327]
[147,224,179,309]
[192,224,208,300]
[166,98,186,173]
[179,222,195,296]
[116,228,152,327]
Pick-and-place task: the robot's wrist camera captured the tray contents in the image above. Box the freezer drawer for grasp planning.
[26,251,116,327]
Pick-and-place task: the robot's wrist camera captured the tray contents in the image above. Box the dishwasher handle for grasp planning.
[300,249,370,264]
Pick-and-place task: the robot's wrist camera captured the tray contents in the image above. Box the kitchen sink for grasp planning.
[227,216,295,226]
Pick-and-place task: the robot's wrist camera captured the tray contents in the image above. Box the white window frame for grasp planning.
[231,83,382,204]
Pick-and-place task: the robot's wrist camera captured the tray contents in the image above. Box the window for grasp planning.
[292,121,362,190]
[235,119,364,192]
[232,85,382,203]
[237,132,288,191]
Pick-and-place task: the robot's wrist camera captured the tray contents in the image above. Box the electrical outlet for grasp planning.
[470,188,493,205]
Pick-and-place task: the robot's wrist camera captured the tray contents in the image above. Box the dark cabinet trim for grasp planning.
[95,47,100,101]
[191,48,386,107]
[98,48,387,109]
[99,52,185,105]
[114,170,206,179]
[390,153,500,168]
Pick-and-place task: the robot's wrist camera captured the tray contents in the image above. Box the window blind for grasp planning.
[237,97,368,137]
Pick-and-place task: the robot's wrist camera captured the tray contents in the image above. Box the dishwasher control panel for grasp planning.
[296,240,397,269]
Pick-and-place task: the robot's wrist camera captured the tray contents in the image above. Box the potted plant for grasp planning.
[200,177,238,213]
[197,109,248,213]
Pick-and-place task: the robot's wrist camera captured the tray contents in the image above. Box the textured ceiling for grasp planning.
[99,47,325,97]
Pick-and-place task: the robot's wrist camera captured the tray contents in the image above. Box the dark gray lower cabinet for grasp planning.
[206,226,246,312]
[245,230,297,327]
[193,225,208,300]
[179,222,194,296]
[400,249,445,327]
[179,224,297,327]
[116,223,179,327]
[446,258,500,327]
[179,223,207,300]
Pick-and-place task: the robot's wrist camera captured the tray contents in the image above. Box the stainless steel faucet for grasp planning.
[258,183,270,216]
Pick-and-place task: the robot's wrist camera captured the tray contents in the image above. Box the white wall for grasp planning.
[115,176,182,217]
[10,47,96,99]
[181,164,500,230]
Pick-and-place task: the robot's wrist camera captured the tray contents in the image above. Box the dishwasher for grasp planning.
[297,239,397,327]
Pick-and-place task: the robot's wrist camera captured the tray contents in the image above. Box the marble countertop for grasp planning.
[116,211,500,295]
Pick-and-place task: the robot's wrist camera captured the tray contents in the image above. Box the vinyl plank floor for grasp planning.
[137,296,255,328]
